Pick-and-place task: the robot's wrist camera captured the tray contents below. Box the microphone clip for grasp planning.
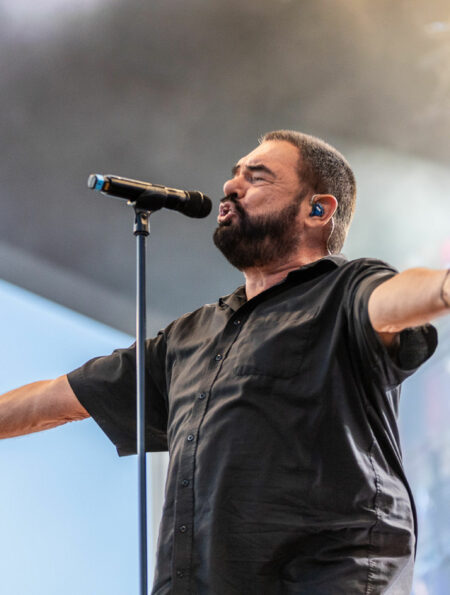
[133,207,150,237]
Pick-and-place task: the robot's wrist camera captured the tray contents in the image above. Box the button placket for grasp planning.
[171,313,242,591]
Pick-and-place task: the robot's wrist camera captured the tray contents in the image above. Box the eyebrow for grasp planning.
[231,163,277,178]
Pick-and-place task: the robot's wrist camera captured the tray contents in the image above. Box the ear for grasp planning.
[304,194,338,228]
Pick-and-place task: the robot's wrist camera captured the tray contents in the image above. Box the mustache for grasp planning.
[219,194,237,204]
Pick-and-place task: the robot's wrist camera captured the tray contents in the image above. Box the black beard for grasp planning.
[213,197,302,271]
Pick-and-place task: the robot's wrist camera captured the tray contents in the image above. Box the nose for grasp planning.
[222,175,245,199]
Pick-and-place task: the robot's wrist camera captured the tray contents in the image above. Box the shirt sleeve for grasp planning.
[67,331,169,456]
[345,260,438,390]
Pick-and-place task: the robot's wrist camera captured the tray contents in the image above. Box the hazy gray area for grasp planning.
[1,0,450,334]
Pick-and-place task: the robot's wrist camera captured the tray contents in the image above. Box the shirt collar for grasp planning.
[219,254,348,311]
[289,253,347,273]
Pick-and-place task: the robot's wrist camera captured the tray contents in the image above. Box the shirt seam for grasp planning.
[365,438,382,595]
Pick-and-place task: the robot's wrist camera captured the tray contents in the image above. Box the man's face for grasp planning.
[213,140,308,270]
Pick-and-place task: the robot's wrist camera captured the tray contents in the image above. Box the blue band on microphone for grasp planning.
[94,175,105,191]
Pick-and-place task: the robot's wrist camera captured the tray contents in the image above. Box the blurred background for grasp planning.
[0,0,449,593]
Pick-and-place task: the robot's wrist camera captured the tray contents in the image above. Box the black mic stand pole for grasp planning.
[88,179,210,593]
[133,205,151,595]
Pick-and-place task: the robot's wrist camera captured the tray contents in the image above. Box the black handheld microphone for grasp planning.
[87,174,212,219]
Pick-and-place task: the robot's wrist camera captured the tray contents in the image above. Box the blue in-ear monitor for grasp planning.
[310,202,325,217]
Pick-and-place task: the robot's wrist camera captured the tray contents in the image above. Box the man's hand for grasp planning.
[368,268,449,347]
[0,375,89,440]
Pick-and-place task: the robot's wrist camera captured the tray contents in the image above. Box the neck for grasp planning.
[243,247,328,300]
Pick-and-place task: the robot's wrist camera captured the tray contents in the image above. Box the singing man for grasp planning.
[1,130,449,594]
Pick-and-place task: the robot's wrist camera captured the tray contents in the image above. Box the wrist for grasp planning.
[441,269,450,308]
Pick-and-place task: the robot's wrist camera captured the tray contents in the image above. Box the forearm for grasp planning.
[368,267,449,333]
[0,375,89,440]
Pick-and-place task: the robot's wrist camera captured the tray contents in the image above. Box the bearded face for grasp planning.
[213,194,303,271]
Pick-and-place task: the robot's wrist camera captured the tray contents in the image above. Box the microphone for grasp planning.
[87,174,212,219]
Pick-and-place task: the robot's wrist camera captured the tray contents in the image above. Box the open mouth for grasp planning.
[217,201,238,225]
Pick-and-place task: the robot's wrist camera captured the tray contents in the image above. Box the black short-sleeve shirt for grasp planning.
[67,256,437,594]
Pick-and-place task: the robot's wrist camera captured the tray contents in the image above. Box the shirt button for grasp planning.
[215,354,222,361]
[181,479,190,487]
[179,525,187,533]
[198,392,206,400]
[187,434,195,442]
[176,569,184,578]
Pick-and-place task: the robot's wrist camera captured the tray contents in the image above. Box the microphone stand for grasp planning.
[87,179,210,593]
[133,205,151,595]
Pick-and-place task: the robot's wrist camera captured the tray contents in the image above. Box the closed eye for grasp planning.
[231,163,276,181]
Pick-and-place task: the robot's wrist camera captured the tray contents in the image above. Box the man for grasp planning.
[0,130,449,594]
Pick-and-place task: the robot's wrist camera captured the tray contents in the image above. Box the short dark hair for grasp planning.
[260,130,356,254]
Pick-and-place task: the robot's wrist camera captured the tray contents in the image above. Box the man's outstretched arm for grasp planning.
[0,375,90,440]
[368,268,449,340]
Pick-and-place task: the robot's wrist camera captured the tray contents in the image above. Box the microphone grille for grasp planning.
[182,192,212,218]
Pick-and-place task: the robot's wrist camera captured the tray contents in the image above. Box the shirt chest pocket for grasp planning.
[232,311,317,379]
